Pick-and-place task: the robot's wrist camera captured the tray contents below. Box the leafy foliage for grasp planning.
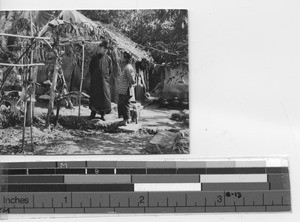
[80,9,188,65]
[35,11,58,28]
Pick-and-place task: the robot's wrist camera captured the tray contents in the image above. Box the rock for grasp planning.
[146,131,180,154]
[146,144,162,154]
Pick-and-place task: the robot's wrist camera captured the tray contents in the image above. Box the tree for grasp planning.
[80,9,188,65]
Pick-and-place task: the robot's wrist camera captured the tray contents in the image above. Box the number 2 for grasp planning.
[139,196,145,204]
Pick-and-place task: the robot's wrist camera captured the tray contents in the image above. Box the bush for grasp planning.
[0,105,22,128]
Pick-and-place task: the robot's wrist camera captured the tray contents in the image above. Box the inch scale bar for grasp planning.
[0,167,290,175]
[0,159,291,214]
[0,190,291,213]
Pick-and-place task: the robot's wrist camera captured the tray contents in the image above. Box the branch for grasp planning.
[0,63,45,67]
[146,46,179,56]
[0,33,51,40]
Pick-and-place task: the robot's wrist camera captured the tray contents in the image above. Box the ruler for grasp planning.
[0,159,291,214]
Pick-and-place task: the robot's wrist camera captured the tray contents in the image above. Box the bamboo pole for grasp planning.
[29,83,34,151]
[21,49,27,151]
[41,39,101,47]
[21,95,27,150]
[54,69,67,126]
[45,58,59,127]
[78,43,85,117]
[0,63,45,67]
[28,11,34,151]
[0,32,50,40]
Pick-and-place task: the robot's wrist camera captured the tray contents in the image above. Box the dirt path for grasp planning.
[0,103,189,155]
[32,129,152,155]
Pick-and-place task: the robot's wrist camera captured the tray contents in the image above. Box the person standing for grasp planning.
[118,52,136,125]
[89,40,112,120]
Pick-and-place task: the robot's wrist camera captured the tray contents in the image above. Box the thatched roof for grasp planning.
[45,10,153,62]
[59,11,98,30]
[1,10,152,63]
[98,22,152,62]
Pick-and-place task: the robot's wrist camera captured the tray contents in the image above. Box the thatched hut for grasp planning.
[0,10,153,104]
[37,10,153,103]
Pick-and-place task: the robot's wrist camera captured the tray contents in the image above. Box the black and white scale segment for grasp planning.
[0,158,291,214]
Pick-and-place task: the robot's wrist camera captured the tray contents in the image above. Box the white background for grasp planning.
[0,0,300,221]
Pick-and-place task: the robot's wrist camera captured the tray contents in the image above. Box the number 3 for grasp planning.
[217,195,223,202]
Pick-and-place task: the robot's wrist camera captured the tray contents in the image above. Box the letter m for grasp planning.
[2,208,10,213]
[60,163,68,168]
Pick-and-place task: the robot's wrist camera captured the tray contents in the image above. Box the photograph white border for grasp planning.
[0,0,300,222]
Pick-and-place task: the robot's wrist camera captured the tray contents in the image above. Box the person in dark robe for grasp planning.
[89,40,112,120]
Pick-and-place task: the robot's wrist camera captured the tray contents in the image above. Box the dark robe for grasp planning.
[89,53,112,114]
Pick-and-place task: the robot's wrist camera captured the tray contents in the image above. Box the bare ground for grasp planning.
[0,102,189,155]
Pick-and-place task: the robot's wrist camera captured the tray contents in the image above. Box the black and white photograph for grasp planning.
[0,9,189,155]
[1,0,300,222]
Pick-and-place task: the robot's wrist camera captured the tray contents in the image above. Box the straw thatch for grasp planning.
[36,10,153,102]
[1,10,154,105]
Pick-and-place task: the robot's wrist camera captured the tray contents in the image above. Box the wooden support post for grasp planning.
[28,11,34,151]
[46,58,59,127]
[78,43,85,117]
[21,97,27,150]
[21,52,27,151]
[54,99,61,126]
[145,69,149,93]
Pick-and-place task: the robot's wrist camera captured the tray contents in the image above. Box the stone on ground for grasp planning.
[146,130,180,154]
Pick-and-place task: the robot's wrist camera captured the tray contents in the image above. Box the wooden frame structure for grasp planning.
[0,29,49,151]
